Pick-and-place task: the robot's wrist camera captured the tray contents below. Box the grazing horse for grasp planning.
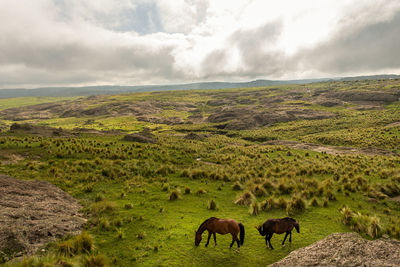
[195,217,245,250]
[256,217,299,249]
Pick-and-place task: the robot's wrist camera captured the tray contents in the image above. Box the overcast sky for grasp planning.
[1,0,400,88]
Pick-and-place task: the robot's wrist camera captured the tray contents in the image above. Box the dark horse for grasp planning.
[195,217,245,250]
[256,217,299,249]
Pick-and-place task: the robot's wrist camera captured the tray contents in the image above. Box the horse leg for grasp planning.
[230,237,235,248]
[289,231,292,243]
[213,233,217,247]
[268,233,274,250]
[265,234,269,247]
[282,232,289,246]
[205,231,211,247]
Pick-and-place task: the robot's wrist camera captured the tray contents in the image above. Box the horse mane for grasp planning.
[283,217,296,222]
[197,217,217,232]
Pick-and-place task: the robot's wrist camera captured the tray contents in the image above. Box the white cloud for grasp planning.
[0,0,400,88]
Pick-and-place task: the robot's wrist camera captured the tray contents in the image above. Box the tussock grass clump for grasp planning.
[116,228,125,239]
[99,218,111,231]
[75,232,95,254]
[286,195,306,216]
[253,185,267,197]
[325,189,337,201]
[340,206,354,225]
[235,191,255,206]
[57,239,76,256]
[196,188,206,195]
[262,180,274,191]
[277,197,287,209]
[91,201,117,215]
[58,232,94,256]
[232,181,243,191]
[260,197,274,211]
[83,253,108,267]
[310,197,319,207]
[249,200,260,215]
[168,189,181,201]
[137,232,146,240]
[207,199,218,210]
[162,183,170,192]
[184,187,191,194]
[368,216,382,238]
[124,203,133,209]
[94,193,105,202]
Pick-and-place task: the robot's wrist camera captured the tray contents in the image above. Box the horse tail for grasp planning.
[239,223,245,245]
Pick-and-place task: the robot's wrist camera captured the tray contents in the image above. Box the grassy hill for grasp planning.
[0,79,399,266]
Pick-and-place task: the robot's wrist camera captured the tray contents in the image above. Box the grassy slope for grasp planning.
[0,80,399,266]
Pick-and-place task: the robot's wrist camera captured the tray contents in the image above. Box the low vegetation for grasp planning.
[0,79,399,266]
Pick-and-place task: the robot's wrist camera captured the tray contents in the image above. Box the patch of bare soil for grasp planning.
[263,140,395,156]
[137,115,184,125]
[0,98,197,121]
[327,90,400,103]
[9,123,69,137]
[207,107,336,130]
[184,133,208,140]
[0,174,86,261]
[0,154,25,165]
[269,232,400,267]
[123,128,157,143]
[386,122,400,128]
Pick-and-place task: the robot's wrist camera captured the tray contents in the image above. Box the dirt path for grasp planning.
[0,174,86,261]
[262,140,396,156]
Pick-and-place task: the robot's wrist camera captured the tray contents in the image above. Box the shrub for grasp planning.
[83,253,108,267]
[207,199,218,210]
[168,189,180,201]
[249,200,260,215]
[234,191,255,206]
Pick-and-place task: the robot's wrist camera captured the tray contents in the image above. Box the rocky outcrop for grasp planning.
[269,232,400,267]
[0,175,86,261]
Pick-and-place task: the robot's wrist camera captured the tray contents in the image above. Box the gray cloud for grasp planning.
[200,20,287,79]
[295,12,400,74]
[1,1,400,88]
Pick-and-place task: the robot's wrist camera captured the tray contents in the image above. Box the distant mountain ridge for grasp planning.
[0,74,399,98]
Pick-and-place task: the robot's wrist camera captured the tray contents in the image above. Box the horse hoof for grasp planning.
[282,244,285,247]
[235,248,240,253]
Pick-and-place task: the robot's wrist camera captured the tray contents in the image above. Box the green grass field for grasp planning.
[0,79,399,266]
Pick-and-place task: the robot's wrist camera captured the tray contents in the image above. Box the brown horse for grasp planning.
[195,217,245,250]
[256,217,299,249]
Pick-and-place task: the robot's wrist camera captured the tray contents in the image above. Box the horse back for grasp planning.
[212,219,240,235]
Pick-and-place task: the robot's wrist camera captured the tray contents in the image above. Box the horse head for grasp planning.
[294,221,300,233]
[255,225,264,236]
[194,231,202,246]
